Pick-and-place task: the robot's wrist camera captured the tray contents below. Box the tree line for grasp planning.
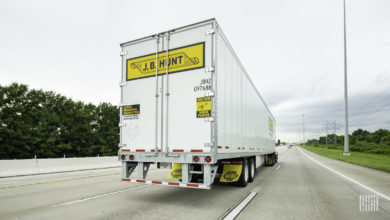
[305,128,390,155]
[0,83,119,159]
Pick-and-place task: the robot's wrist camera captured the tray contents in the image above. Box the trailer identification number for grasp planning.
[126,42,205,81]
[196,97,211,118]
[123,105,140,120]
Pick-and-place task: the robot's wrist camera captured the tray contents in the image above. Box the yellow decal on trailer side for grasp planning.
[127,42,205,81]
[269,117,274,132]
[220,164,242,182]
[196,96,211,118]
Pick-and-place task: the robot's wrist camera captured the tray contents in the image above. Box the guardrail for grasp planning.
[0,156,120,178]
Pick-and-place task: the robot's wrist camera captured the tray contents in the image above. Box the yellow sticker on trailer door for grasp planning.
[220,164,242,182]
[196,96,211,118]
[126,42,205,81]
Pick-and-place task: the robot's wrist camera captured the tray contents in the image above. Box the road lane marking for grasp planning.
[0,173,120,190]
[276,165,281,170]
[53,185,149,207]
[220,192,257,220]
[298,147,390,201]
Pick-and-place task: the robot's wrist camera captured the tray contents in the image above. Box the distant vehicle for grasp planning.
[288,144,293,148]
[118,19,277,189]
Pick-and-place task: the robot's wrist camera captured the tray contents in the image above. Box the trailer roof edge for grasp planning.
[120,18,216,47]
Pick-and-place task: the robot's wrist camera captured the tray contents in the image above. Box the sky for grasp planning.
[1,0,389,142]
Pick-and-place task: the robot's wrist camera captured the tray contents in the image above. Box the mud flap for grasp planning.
[220,164,242,182]
[168,163,182,179]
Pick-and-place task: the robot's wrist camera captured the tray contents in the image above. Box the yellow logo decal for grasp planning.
[220,164,242,182]
[127,42,205,81]
[269,117,274,132]
[168,163,182,179]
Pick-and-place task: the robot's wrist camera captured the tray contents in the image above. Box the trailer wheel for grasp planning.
[248,158,255,182]
[238,159,249,187]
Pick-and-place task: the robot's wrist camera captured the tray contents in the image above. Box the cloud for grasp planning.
[272,90,390,142]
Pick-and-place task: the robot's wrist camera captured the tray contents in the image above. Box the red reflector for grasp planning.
[151,149,162,152]
[121,149,130,152]
[173,149,184,152]
[130,155,134,160]
[136,149,145,152]
[205,156,212,163]
[187,184,199,187]
[122,178,130,181]
[217,146,222,149]
[168,182,180,186]
[136,180,145,183]
[225,146,229,149]
[193,156,199,162]
[121,155,126,160]
[191,149,203,152]
[152,181,162,184]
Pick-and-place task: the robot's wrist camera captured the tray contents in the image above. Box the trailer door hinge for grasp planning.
[119,123,127,127]
[205,67,215,72]
[204,91,215,97]
[204,117,214,122]
[120,51,128,56]
[205,29,215,35]
[204,142,213,147]
[119,82,127,87]
[118,103,127,107]
[118,143,127,147]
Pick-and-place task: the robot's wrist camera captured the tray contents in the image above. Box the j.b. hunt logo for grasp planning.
[126,42,204,81]
[131,52,199,74]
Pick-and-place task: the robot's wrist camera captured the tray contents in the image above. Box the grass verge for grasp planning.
[302,145,390,173]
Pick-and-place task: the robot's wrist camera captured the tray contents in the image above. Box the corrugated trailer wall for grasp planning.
[215,24,276,154]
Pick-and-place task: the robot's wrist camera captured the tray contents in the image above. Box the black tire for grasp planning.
[248,158,255,183]
[238,159,249,187]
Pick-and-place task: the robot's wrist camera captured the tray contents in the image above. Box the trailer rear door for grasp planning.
[120,21,215,154]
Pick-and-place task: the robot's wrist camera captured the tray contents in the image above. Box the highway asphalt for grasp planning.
[0,146,389,220]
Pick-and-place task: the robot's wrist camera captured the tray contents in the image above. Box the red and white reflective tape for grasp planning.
[121,178,209,189]
[122,149,208,153]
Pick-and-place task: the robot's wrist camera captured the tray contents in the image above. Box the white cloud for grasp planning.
[1,0,389,143]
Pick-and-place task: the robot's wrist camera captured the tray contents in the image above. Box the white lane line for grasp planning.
[53,185,149,207]
[221,192,257,220]
[0,173,120,190]
[298,147,390,201]
[276,165,281,170]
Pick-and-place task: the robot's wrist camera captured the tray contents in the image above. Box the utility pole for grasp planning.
[334,120,337,145]
[302,114,305,145]
[343,0,350,155]
[325,120,328,146]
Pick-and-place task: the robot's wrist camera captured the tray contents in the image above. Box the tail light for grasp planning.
[193,156,199,162]
[130,155,134,160]
[121,155,126,160]
[205,156,212,163]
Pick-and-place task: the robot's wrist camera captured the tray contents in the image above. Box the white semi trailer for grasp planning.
[119,18,277,189]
